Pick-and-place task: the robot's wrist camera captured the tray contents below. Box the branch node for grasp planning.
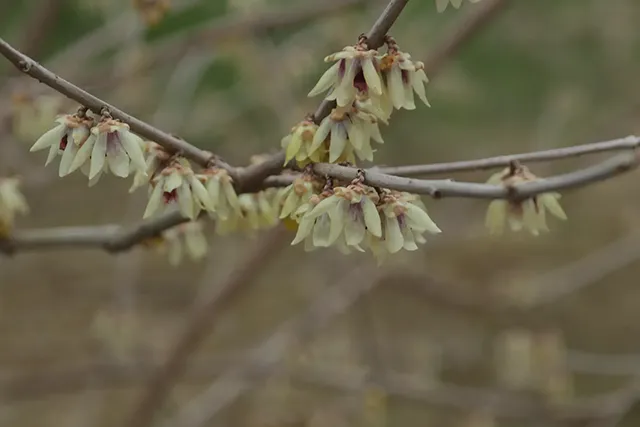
[17,60,31,72]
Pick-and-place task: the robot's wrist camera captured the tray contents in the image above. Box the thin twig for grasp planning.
[0,37,217,168]
[376,135,640,177]
[313,151,639,199]
[123,225,290,427]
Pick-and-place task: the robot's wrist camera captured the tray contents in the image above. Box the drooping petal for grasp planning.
[541,193,567,220]
[119,131,148,173]
[362,57,382,96]
[189,176,214,211]
[59,139,79,177]
[285,132,303,164]
[280,190,299,219]
[388,67,406,109]
[384,216,404,253]
[291,217,314,245]
[344,211,366,246]
[30,125,64,152]
[89,133,108,180]
[361,196,382,237]
[485,200,507,235]
[306,196,340,220]
[106,141,131,177]
[45,145,58,166]
[308,62,340,97]
[143,183,164,218]
[176,181,195,219]
[68,135,96,173]
[312,214,332,247]
[329,123,348,163]
[310,117,332,153]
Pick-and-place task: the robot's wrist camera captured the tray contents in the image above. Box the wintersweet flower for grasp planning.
[129,141,170,193]
[376,190,441,253]
[215,191,279,235]
[308,45,383,108]
[291,183,382,251]
[436,0,482,12]
[277,175,319,220]
[281,118,320,166]
[159,220,208,266]
[0,177,29,230]
[311,107,384,163]
[143,159,213,220]
[200,167,242,221]
[485,165,568,235]
[29,113,93,177]
[379,49,430,111]
[68,118,147,182]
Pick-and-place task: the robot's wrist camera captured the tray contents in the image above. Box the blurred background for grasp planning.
[1,0,640,426]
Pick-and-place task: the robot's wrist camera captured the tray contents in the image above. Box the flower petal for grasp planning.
[89,133,107,180]
[31,125,64,152]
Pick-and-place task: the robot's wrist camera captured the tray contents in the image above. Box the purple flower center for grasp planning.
[353,69,368,92]
[163,190,177,204]
[401,69,410,85]
[59,135,68,150]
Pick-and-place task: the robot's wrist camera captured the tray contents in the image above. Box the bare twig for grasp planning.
[313,151,639,199]
[376,135,640,177]
[123,225,290,427]
[0,37,218,168]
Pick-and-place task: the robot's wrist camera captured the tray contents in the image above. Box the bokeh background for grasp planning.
[1,0,640,426]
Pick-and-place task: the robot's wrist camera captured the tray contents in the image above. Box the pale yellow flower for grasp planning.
[68,118,147,183]
[379,50,430,111]
[200,167,242,221]
[159,220,208,266]
[308,45,383,108]
[0,177,29,231]
[129,141,171,193]
[291,184,382,251]
[215,190,279,235]
[143,159,213,220]
[436,0,482,12]
[374,190,441,254]
[311,107,384,163]
[29,113,93,177]
[485,166,567,236]
[281,118,321,166]
[277,175,318,220]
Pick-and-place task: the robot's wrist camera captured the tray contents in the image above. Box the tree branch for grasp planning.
[0,37,218,168]
[314,151,639,200]
[376,135,640,177]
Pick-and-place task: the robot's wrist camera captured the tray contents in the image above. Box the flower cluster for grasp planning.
[29,110,147,185]
[216,190,280,235]
[436,0,482,13]
[0,177,29,237]
[485,164,567,236]
[283,36,430,168]
[289,176,440,260]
